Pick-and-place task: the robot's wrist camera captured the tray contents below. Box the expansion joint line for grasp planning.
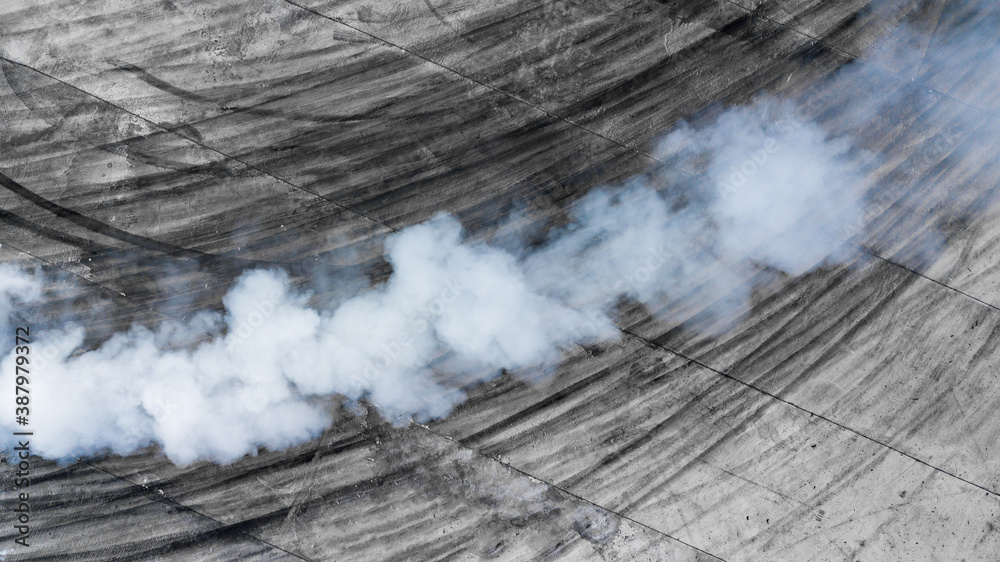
[0,55,398,238]
[83,461,318,562]
[619,326,1000,500]
[851,242,1000,314]
[278,0,660,164]
[412,422,730,561]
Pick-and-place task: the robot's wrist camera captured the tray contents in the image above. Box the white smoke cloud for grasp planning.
[0,215,621,464]
[14,0,999,464]
[0,101,869,464]
[661,102,871,275]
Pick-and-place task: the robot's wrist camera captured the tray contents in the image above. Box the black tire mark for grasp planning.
[0,170,271,268]
[111,60,388,125]
[1,60,242,176]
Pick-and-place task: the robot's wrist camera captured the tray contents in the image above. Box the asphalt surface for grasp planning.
[1,0,999,560]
